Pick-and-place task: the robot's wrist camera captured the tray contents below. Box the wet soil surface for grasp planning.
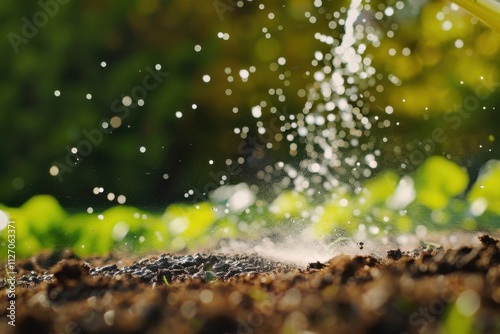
[2,235,500,334]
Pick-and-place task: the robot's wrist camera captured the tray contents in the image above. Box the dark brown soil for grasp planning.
[2,235,500,334]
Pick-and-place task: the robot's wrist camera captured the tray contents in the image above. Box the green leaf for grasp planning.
[102,206,153,252]
[362,170,400,205]
[313,198,358,237]
[75,206,151,256]
[395,216,413,233]
[269,191,309,219]
[414,156,469,210]
[162,202,216,243]
[21,195,67,235]
[468,160,500,215]
[0,207,43,259]
[210,217,239,239]
[73,213,113,256]
[14,195,74,251]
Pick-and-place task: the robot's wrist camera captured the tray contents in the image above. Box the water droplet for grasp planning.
[251,105,262,118]
[122,96,132,107]
[110,117,122,128]
[49,165,59,176]
[117,195,126,204]
[239,69,249,80]
[455,39,464,48]
[217,32,230,40]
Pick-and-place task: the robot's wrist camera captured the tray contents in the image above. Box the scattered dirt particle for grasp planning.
[51,260,87,283]
[479,234,499,247]
[307,261,326,270]
[387,249,403,261]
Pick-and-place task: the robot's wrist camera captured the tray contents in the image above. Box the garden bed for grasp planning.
[1,235,500,333]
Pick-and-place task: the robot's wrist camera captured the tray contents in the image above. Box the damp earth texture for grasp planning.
[1,235,500,333]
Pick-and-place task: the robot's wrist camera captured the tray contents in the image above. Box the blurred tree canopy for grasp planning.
[1,0,499,210]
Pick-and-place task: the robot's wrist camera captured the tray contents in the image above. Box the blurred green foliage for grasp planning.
[468,160,500,215]
[414,156,469,210]
[1,0,499,210]
[2,156,500,260]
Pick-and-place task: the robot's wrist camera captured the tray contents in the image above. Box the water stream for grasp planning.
[276,0,379,196]
[222,0,388,264]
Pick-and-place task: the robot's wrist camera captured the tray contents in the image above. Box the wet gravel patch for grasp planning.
[89,253,296,283]
[4,252,295,288]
